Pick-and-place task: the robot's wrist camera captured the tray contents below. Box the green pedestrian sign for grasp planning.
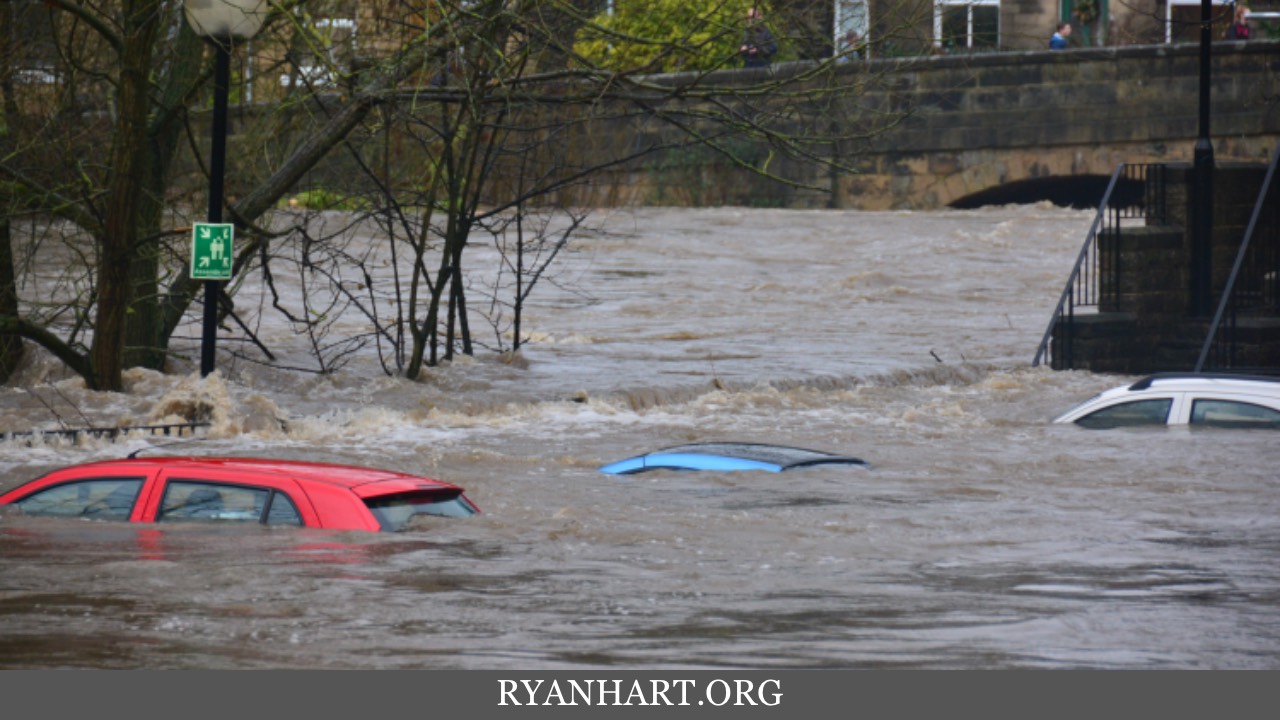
[190,222,234,280]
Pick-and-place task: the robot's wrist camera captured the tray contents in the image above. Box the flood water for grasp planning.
[1,205,1277,669]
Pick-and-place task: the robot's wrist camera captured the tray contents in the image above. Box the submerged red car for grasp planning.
[0,457,478,532]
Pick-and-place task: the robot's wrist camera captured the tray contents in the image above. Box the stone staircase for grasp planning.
[1048,161,1280,374]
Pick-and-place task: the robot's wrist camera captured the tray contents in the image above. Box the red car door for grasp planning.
[139,469,321,528]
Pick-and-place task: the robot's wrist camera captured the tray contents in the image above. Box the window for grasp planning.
[1076,398,1173,428]
[9,0,59,80]
[158,481,301,526]
[835,0,870,59]
[14,478,144,520]
[935,0,1000,52]
[278,15,358,88]
[1165,0,1233,43]
[265,492,304,527]
[1190,399,1280,429]
[365,491,478,532]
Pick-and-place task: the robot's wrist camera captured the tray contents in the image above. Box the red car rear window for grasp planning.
[363,490,477,531]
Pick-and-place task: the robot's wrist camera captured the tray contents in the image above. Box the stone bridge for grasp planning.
[589,40,1280,210]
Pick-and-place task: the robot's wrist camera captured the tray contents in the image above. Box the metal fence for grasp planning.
[1032,163,1167,368]
[1,422,210,445]
[1195,144,1280,373]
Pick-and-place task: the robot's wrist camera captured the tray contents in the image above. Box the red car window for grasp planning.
[156,480,304,527]
[10,477,145,521]
[364,489,479,531]
[265,491,304,526]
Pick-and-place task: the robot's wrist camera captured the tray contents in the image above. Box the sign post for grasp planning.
[192,221,233,377]
[190,222,234,281]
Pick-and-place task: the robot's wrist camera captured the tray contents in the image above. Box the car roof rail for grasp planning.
[1128,372,1280,391]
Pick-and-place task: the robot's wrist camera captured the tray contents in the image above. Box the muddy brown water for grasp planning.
[2,206,1276,669]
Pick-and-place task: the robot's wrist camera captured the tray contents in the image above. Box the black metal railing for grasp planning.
[1195,145,1280,373]
[1033,163,1167,368]
[1,422,210,444]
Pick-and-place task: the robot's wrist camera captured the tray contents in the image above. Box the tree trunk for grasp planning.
[91,0,162,391]
[124,24,205,371]
[0,219,22,382]
[0,0,22,381]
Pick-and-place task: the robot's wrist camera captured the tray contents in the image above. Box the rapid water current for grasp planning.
[1,205,1276,669]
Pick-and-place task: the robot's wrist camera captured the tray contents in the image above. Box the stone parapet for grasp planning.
[582,41,1280,210]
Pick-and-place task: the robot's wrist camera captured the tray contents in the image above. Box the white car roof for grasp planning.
[1125,373,1280,396]
[1054,373,1280,424]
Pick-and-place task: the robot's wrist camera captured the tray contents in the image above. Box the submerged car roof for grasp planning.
[599,442,869,475]
[1053,373,1280,424]
[1125,373,1280,394]
[48,456,455,490]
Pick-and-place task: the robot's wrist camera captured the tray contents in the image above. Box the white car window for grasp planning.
[1076,398,1173,428]
[1190,399,1280,429]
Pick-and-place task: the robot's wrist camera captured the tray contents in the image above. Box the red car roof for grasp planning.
[49,456,457,493]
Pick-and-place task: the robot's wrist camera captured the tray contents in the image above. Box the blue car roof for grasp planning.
[598,442,869,475]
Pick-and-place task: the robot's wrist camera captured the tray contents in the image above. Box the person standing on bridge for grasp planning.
[838,29,862,62]
[1050,22,1071,50]
[1227,5,1251,40]
[740,7,778,68]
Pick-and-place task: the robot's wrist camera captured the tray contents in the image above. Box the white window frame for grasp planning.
[933,0,1001,50]
[834,0,871,58]
[277,17,358,88]
[1164,0,1232,43]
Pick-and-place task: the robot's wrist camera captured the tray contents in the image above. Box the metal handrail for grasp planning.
[1032,164,1126,367]
[1195,144,1280,372]
[1,422,210,443]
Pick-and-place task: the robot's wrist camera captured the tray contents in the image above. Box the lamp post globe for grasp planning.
[183,0,270,42]
[184,0,268,378]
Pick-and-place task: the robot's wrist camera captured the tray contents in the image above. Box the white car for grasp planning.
[1053,374,1280,429]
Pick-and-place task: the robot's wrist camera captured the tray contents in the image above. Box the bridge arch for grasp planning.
[828,41,1280,210]
[948,174,1132,210]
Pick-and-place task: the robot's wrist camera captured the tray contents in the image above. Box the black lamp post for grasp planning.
[184,0,269,376]
[1191,0,1215,316]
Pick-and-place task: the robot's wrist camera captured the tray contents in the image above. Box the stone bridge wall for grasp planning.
[580,40,1280,210]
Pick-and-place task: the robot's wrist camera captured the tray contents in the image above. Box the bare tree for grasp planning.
[0,0,488,388]
[1,0,927,389]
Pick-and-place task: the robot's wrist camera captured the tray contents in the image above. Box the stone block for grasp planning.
[974,65,1043,88]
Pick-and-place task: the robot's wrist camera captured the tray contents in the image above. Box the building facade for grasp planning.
[2,1,1272,110]
[834,0,1271,56]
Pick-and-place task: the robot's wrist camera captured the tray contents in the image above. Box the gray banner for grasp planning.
[0,670,1264,718]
